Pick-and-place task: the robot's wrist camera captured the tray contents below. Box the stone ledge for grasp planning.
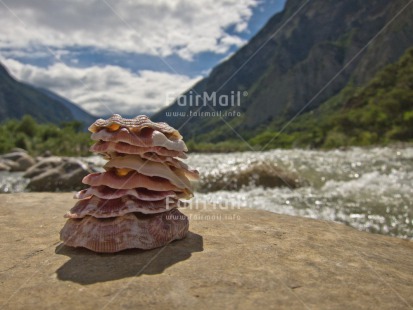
[0,193,412,309]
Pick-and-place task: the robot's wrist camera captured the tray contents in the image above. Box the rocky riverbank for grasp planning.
[0,193,412,309]
[0,149,97,192]
[0,149,303,193]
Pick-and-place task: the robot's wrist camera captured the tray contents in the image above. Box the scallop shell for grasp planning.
[91,127,187,152]
[90,141,187,159]
[66,196,187,218]
[104,155,192,190]
[60,208,189,252]
[171,165,200,183]
[141,153,200,180]
[89,114,182,139]
[82,171,181,191]
[74,186,187,201]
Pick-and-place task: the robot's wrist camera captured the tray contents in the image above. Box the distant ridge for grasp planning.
[0,62,94,125]
[37,88,96,125]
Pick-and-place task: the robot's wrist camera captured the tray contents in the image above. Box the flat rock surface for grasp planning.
[0,193,412,310]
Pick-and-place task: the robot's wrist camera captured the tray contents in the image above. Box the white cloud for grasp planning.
[2,57,201,116]
[0,0,258,60]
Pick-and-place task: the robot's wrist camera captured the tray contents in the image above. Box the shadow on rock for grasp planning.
[55,231,203,285]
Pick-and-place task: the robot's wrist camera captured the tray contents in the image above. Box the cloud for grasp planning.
[2,57,201,116]
[0,0,262,116]
[0,0,258,60]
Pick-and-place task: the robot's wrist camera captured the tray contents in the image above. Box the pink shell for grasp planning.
[65,196,187,218]
[74,186,188,200]
[89,114,182,139]
[91,127,187,152]
[82,171,181,191]
[60,209,189,252]
[90,141,187,159]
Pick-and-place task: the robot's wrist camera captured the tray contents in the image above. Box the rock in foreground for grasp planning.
[0,193,412,309]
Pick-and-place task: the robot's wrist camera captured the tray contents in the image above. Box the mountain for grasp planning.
[37,88,96,125]
[0,63,94,125]
[153,0,413,144]
[244,46,413,150]
[310,47,413,147]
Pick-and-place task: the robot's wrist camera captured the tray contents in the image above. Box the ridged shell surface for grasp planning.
[82,171,181,191]
[90,141,187,158]
[60,208,189,252]
[66,196,185,218]
[104,155,192,190]
[91,128,187,152]
[140,153,199,178]
[74,186,186,200]
[89,114,182,138]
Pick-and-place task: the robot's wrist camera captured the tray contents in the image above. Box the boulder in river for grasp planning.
[23,157,63,178]
[0,162,10,171]
[0,152,36,172]
[199,161,303,192]
[0,160,15,171]
[24,157,94,192]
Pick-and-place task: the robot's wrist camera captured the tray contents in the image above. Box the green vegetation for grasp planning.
[298,47,413,148]
[187,48,413,152]
[0,115,91,156]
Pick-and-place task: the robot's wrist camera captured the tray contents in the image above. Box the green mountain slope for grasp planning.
[299,47,413,148]
[0,63,93,125]
[189,47,413,151]
[153,0,413,147]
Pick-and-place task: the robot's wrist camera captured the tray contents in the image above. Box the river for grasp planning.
[187,146,413,239]
[1,146,412,239]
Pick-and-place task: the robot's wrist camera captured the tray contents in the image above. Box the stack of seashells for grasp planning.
[60,114,199,253]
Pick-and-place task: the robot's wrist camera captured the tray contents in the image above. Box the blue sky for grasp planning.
[0,0,285,116]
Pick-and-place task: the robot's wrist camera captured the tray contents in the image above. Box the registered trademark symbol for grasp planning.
[243,91,248,97]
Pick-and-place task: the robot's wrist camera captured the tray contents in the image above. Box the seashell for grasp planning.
[89,114,182,140]
[82,171,181,191]
[61,114,197,252]
[171,165,200,183]
[91,127,187,152]
[90,141,187,159]
[97,152,199,181]
[60,208,189,252]
[140,152,199,180]
[65,196,187,218]
[104,155,192,190]
[74,186,188,201]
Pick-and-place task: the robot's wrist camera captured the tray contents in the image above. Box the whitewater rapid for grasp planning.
[185,146,413,239]
[1,146,412,239]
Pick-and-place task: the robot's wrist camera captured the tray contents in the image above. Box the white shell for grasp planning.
[82,171,181,191]
[104,155,192,190]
